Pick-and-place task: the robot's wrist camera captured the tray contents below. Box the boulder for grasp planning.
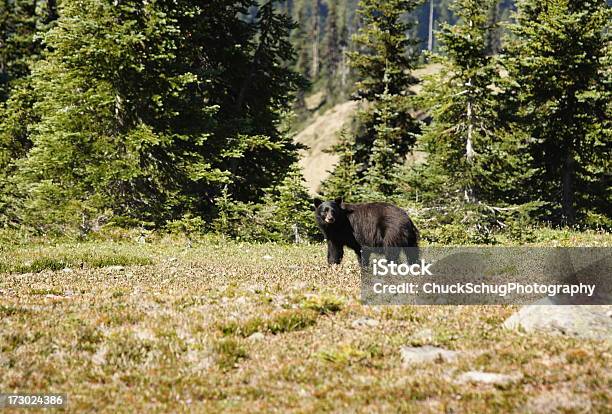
[503,304,612,341]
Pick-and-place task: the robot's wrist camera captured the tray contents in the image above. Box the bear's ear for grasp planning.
[334,197,344,207]
[314,198,323,209]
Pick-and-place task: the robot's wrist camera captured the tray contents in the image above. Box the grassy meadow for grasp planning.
[0,230,611,412]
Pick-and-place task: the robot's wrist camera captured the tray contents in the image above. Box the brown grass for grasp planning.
[0,232,610,412]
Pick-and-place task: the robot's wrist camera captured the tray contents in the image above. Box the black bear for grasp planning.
[314,198,419,265]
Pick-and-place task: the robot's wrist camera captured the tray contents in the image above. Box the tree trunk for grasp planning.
[311,0,320,79]
[465,76,475,202]
[466,98,475,163]
[428,0,434,51]
[46,0,58,23]
[340,44,347,88]
[562,152,576,226]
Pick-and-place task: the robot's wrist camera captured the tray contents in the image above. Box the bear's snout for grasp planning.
[324,215,335,224]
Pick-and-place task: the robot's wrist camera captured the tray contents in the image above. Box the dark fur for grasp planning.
[314,198,419,265]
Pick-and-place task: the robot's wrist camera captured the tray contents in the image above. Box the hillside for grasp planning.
[296,64,441,194]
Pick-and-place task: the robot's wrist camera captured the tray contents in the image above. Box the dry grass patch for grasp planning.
[0,234,610,412]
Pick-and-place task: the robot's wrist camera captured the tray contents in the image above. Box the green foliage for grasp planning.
[414,200,542,245]
[284,0,516,107]
[165,214,206,236]
[260,163,320,242]
[213,338,248,370]
[0,0,59,226]
[320,130,363,200]
[348,0,420,100]
[213,164,319,243]
[299,294,344,315]
[415,0,505,203]
[324,0,422,199]
[0,0,58,102]
[1,0,303,235]
[365,88,418,197]
[502,0,611,225]
[219,309,318,337]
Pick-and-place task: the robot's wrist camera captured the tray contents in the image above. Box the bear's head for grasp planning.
[314,198,344,226]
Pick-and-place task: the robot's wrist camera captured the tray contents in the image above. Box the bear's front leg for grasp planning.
[327,240,344,264]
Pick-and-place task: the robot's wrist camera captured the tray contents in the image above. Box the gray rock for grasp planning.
[400,345,459,367]
[410,328,434,342]
[503,305,612,341]
[248,332,265,341]
[92,346,108,365]
[457,371,522,386]
[105,265,125,272]
[351,318,379,329]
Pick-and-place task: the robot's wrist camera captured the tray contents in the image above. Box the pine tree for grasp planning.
[223,1,303,203]
[343,0,421,197]
[348,0,420,100]
[262,163,320,242]
[417,0,501,203]
[0,0,59,102]
[5,0,303,232]
[504,0,611,225]
[365,74,414,198]
[320,130,362,200]
[322,1,341,100]
[0,0,59,226]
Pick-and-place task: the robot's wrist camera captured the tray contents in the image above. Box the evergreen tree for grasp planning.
[503,0,611,225]
[322,1,341,100]
[365,74,414,197]
[0,0,59,102]
[343,0,421,197]
[4,0,302,232]
[320,130,362,200]
[416,0,502,203]
[0,0,59,226]
[348,0,420,100]
[261,163,320,242]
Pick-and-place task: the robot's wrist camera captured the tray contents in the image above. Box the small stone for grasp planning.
[351,318,379,329]
[61,267,73,273]
[248,332,265,341]
[457,371,522,386]
[92,346,108,365]
[411,328,434,342]
[262,255,273,260]
[106,265,125,272]
[400,345,459,366]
